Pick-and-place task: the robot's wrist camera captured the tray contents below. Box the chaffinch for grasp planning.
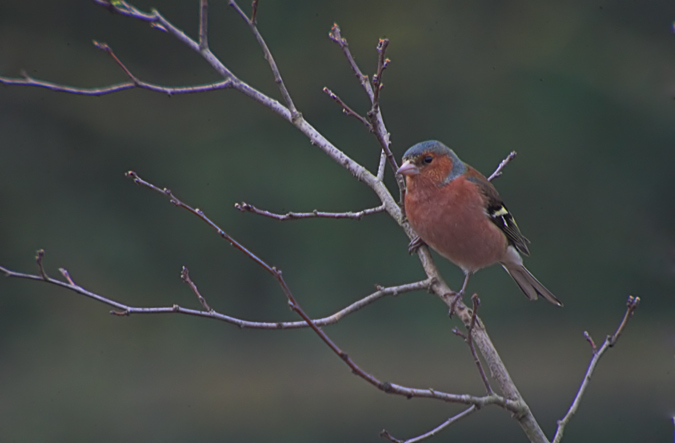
[396,140,562,306]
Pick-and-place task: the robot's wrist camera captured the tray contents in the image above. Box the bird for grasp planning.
[396,140,562,306]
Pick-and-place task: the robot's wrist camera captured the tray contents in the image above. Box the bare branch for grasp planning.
[487,151,517,182]
[552,296,641,443]
[234,201,385,220]
[381,405,477,443]
[328,23,371,94]
[0,70,232,96]
[583,331,597,352]
[1,257,431,329]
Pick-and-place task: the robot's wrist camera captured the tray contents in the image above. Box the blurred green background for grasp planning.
[1,1,674,441]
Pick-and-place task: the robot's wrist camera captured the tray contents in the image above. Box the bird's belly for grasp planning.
[409,201,507,273]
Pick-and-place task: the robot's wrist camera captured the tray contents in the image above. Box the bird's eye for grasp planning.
[423,155,433,164]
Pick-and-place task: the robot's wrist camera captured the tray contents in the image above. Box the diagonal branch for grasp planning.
[381,405,477,443]
[323,87,372,130]
[552,296,640,443]
[487,151,517,182]
[228,0,300,120]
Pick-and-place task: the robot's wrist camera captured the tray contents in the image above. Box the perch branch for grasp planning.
[552,296,640,443]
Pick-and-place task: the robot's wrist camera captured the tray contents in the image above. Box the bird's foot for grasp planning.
[447,291,465,318]
[407,236,425,254]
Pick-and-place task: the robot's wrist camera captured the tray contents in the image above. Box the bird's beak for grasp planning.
[396,160,419,176]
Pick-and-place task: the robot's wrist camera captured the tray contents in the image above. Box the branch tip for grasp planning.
[488,151,517,182]
[110,309,130,316]
[58,268,76,285]
[35,249,48,280]
[251,0,259,24]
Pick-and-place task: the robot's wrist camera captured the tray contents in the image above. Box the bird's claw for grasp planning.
[407,236,425,254]
[447,291,464,317]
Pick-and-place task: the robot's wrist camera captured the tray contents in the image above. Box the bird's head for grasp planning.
[396,140,466,187]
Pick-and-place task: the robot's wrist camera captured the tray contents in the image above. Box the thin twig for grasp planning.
[487,151,517,182]
[92,40,140,83]
[466,295,493,394]
[323,87,372,130]
[180,267,213,312]
[328,23,371,93]
[35,249,48,280]
[199,0,209,50]
[381,405,477,443]
[552,296,640,443]
[58,268,76,286]
[234,201,385,220]
[370,38,389,113]
[367,38,397,175]
[583,331,596,352]
[0,71,232,97]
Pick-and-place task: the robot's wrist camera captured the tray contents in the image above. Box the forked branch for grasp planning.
[0,172,521,415]
[552,296,640,443]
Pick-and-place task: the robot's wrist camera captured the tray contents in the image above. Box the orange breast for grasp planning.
[405,176,507,273]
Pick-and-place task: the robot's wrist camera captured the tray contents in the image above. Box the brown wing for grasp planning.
[467,176,531,256]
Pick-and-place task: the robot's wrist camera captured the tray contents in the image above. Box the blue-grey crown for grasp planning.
[402,140,466,186]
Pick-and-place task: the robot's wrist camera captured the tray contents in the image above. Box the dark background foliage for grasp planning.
[1,1,673,441]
